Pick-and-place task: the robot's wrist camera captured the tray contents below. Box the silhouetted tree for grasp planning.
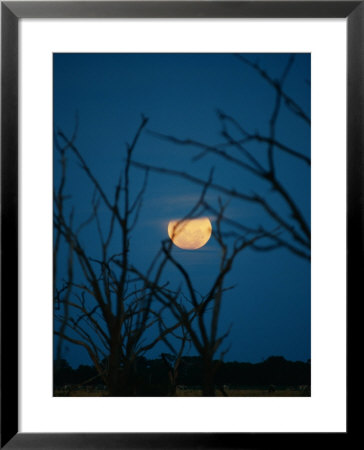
[134,54,310,261]
[54,117,187,396]
[133,199,265,396]
[130,54,310,395]
[54,54,310,397]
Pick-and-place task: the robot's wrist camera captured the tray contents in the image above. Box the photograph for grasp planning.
[53,52,311,398]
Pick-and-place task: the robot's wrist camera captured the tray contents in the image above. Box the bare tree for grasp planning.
[132,194,266,396]
[133,54,310,261]
[54,117,186,396]
[54,55,309,397]
[128,54,310,395]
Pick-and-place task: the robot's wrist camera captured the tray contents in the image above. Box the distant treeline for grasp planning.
[54,355,310,389]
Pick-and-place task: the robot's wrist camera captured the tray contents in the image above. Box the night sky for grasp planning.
[54,53,310,368]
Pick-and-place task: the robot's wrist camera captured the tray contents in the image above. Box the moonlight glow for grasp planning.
[168,217,212,250]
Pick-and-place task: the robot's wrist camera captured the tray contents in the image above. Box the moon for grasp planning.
[168,217,212,250]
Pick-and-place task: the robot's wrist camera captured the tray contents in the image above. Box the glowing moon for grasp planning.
[168,217,212,250]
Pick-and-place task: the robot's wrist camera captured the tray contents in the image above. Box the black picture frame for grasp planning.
[1,1,356,448]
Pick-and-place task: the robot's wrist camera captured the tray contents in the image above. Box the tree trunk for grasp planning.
[107,361,138,396]
[202,358,216,396]
[168,370,178,397]
[106,341,129,396]
[107,356,121,396]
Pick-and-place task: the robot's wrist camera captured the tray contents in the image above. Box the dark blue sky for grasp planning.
[54,53,310,368]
